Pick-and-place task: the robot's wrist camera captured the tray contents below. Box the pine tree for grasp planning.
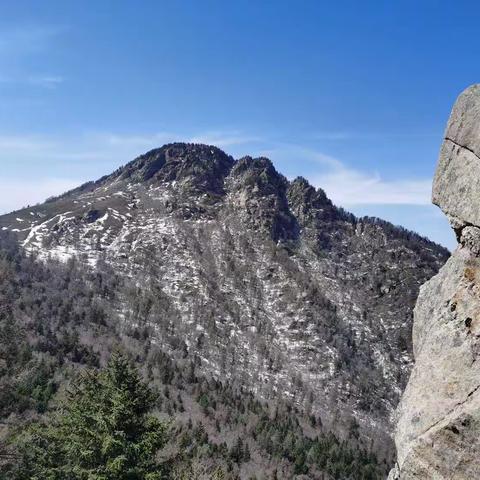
[14,352,169,479]
[243,442,251,462]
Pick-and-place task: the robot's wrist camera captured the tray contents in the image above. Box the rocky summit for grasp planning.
[389,85,480,479]
[0,143,448,468]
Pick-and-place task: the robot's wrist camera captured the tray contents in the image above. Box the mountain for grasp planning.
[389,85,480,479]
[0,143,449,476]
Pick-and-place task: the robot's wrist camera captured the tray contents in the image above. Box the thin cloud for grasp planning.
[304,149,432,205]
[258,143,432,206]
[0,74,65,89]
[311,168,431,206]
[0,130,260,165]
[0,25,65,91]
[189,131,262,148]
[97,132,181,149]
[0,135,57,152]
[312,132,353,141]
[0,25,64,55]
[0,178,80,215]
[312,131,439,141]
[27,75,64,88]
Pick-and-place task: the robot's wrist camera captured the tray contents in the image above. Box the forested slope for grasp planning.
[0,232,386,479]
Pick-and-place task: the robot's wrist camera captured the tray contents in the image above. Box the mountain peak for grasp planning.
[113,143,235,192]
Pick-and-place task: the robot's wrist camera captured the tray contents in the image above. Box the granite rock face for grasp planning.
[433,84,480,232]
[391,85,480,479]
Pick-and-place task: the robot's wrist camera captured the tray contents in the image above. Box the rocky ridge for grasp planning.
[389,85,480,479]
[0,143,449,464]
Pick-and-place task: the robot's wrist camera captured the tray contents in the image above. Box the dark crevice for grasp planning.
[445,137,480,163]
[419,383,480,438]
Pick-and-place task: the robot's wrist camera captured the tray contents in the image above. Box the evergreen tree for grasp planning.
[13,352,169,480]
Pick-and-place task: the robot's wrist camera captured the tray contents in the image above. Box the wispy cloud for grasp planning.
[0,135,57,152]
[256,144,432,206]
[305,149,431,205]
[0,25,64,56]
[312,131,354,141]
[0,25,65,89]
[0,178,79,215]
[189,131,262,148]
[27,75,64,88]
[0,74,64,89]
[312,131,439,141]
[297,147,431,205]
[310,167,431,206]
[0,130,259,164]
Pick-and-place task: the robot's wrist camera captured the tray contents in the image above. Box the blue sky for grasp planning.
[3,1,480,248]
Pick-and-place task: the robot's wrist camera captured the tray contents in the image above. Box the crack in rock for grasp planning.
[445,137,480,163]
[418,382,480,439]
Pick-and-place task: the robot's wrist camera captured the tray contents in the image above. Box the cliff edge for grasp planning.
[390,85,480,479]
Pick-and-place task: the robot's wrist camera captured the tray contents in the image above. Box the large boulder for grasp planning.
[391,85,480,478]
[433,85,480,231]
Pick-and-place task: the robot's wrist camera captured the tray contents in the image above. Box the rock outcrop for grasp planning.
[390,85,480,479]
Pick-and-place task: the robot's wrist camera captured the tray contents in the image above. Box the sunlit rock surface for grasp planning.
[391,85,480,479]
